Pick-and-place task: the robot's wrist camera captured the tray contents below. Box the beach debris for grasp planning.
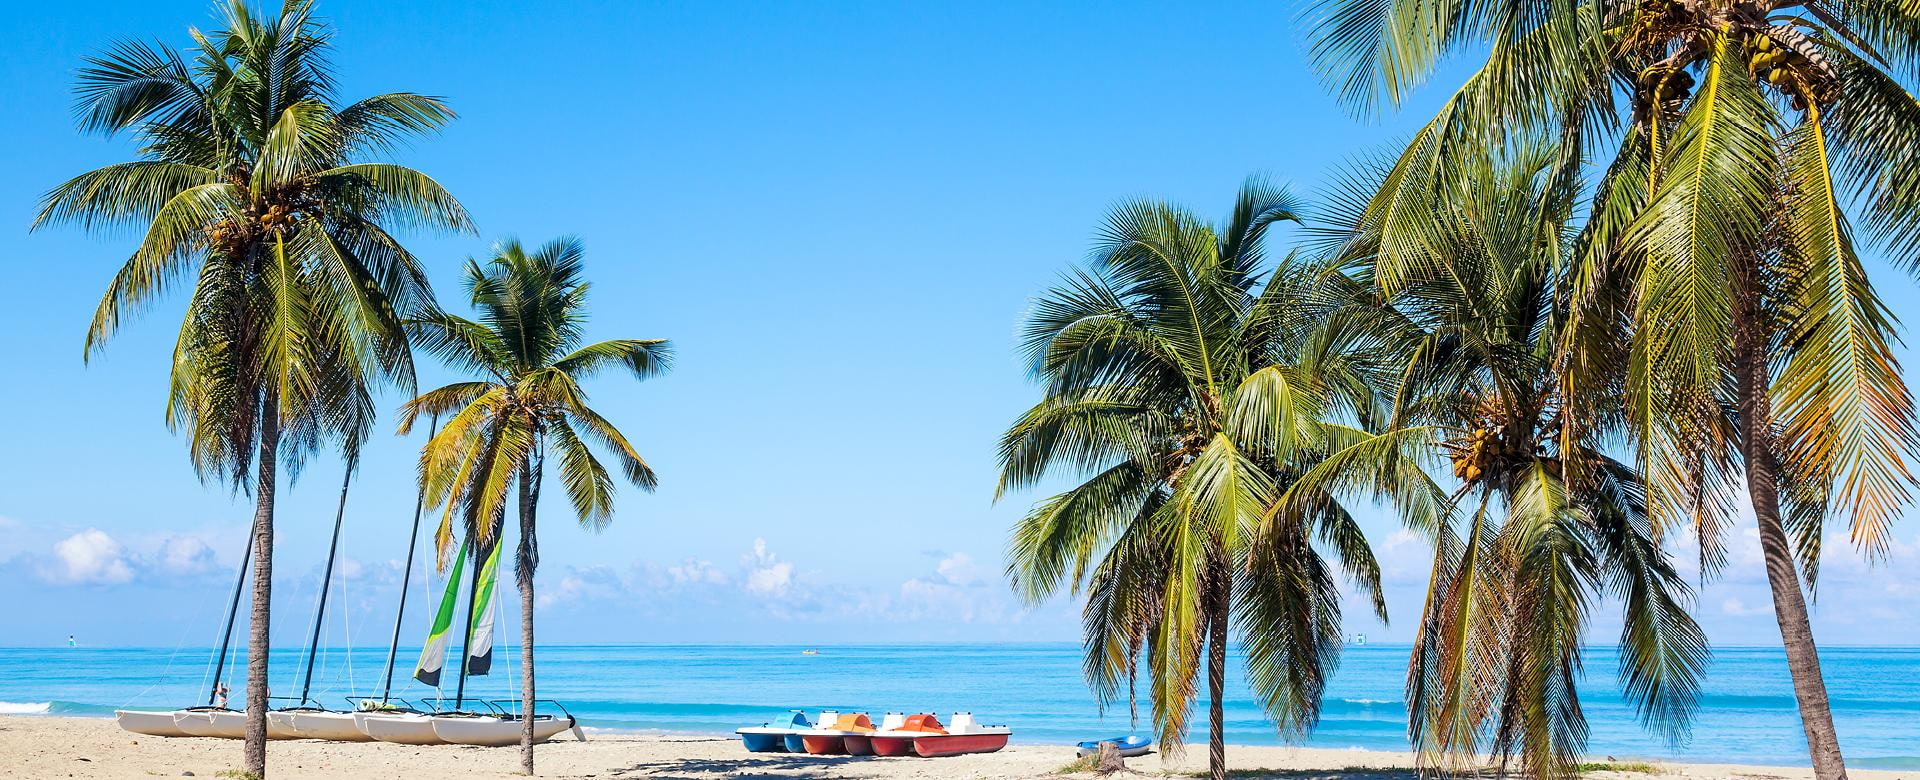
[1096,740,1128,774]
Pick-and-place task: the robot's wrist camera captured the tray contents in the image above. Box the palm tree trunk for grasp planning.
[1735,295,1848,780]
[244,397,280,779]
[1206,553,1228,780]
[516,458,540,775]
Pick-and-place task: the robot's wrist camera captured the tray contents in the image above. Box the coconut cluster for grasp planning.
[1745,32,1826,112]
[202,173,325,259]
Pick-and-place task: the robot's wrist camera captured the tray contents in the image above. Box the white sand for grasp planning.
[1,716,1910,780]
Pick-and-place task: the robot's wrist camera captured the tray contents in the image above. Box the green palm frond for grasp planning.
[552,338,674,381]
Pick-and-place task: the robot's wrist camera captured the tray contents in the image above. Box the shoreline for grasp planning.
[5,715,1914,779]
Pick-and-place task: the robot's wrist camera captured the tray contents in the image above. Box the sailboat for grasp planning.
[357,529,581,746]
[356,506,488,746]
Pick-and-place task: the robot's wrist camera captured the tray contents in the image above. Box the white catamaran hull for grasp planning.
[175,709,305,740]
[115,710,192,738]
[268,710,376,742]
[355,712,445,745]
[431,715,580,747]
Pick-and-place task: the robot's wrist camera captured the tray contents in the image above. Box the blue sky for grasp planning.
[3,0,1918,650]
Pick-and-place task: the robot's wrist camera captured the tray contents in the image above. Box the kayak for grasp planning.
[1075,734,1153,758]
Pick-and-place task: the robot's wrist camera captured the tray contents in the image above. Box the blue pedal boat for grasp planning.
[736,710,813,753]
[1075,734,1153,758]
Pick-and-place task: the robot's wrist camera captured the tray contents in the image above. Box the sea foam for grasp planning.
[0,701,51,714]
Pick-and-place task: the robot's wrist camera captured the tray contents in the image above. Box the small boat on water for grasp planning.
[1075,734,1153,758]
[735,710,812,753]
[799,712,875,755]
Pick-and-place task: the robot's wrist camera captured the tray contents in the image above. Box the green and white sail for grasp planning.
[413,539,469,687]
[465,539,501,676]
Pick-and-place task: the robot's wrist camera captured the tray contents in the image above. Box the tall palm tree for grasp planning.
[999,181,1414,780]
[34,1,469,773]
[1302,3,1920,776]
[400,237,670,775]
[1298,141,1709,779]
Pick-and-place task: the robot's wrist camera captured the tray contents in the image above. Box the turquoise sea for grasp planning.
[0,643,1914,769]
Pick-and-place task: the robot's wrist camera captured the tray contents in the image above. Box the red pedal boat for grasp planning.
[912,712,1011,757]
[866,712,942,757]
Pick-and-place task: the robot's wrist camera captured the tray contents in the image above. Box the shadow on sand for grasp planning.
[609,753,867,779]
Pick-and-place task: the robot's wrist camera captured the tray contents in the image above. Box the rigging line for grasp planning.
[340,533,355,698]
[124,584,210,709]
[380,414,437,703]
[299,466,354,706]
[207,530,254,707]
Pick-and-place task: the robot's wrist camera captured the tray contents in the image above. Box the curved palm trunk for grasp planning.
[1206,553,1228,780]
[516,458,541,775]
[244,399,279,778]
[1735,295,1848,780]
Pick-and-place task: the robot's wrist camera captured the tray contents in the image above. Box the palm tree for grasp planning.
[998,181,1411,780]
[1302,3,1920,776]
[34,1,469,773]
[400,237,670,775]
[1298,141,1709,779]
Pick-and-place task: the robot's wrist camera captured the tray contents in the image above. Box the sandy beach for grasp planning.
[1,716,1909,780]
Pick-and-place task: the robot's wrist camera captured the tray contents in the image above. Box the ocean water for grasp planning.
[0,643,1914,769]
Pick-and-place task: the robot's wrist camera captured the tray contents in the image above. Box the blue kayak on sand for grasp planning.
[1075,734,1153,758]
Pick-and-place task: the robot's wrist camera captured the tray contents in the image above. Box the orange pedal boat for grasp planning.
[799,712,875,755]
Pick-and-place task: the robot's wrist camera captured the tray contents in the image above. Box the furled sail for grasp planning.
[413,538,470,687]
[465,539,502,676]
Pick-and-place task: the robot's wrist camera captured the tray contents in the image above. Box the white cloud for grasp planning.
[743,538,794,596]
[157,536,219,575]
[538,565,626,608]
[1720,597,1772,617]
[45,529,135,585]
[667,558,728,586]
[933,552,987,587]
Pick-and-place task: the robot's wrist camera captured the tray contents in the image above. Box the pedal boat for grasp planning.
[911,712,1011,757]
[867,712,945,757]
[735,710,811,753]
[799,712,875,755]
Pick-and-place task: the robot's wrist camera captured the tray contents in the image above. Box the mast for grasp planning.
[379,417,436,704]
[453,535,483,710]
[297,465,354,707]
[207,532,254,707]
